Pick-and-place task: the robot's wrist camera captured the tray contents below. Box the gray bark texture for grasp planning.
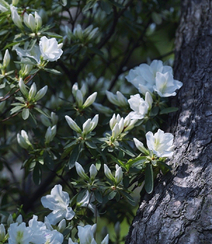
[126,1,212,243]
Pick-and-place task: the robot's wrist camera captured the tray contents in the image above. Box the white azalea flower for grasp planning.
[41,184,75,225]
[153,71,183,97]
[146,129,174,158]
[78,224,96,244]
[8,223,33,244]
[39,36,63,62]
[126,60,175,95]
[10,5,23,29]
[128,92,152,119]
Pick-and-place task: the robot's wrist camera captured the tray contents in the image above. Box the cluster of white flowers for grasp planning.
[7,216,64,244]
[0,184,109,244]
[126,60,183,97]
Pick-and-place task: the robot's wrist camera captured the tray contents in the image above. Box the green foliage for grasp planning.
[0,0,180,242]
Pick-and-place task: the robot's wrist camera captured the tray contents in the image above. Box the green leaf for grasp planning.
[65,44,80,55]
[34,107,50,118]
[149,106,159,117]
[157,161,171,174]
[160,107,179,114]
[89,47,104,57]
[43,68,61,75]
[82,0,97,12]
[145,163,154,194]
[94,190,103,203]
[85,140,97,149]
[10,106,23,114]
[108,190,116,200]
[33,163,42,185]
[43,32,63,39]
[127,156,147,170]
[120,190,136,206]
[22,108,29,120]
[68,144,81,169]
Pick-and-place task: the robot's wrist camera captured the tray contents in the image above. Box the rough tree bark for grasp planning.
[126,1,212,243]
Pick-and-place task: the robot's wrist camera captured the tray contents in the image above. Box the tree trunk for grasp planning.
[126,1,212,243]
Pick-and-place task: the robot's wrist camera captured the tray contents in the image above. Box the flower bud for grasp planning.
[51,112,58,125]
[16,214,23,224]
[115,165,123,184]
[35,12,42,30]
[112,123,120,139]
[89,164,97,180]
[75,90,83,107]
[80,83,87,97]
[45,125,57,144]
[20,63,33,77]
[133,138,149,155]
[116,91,128,107]
[72,83,78,98]
[82,119,92,135]
[3,49,10,68]
[109,114,117,130]
[104,164,114,181]
[0,224,5,241]
[17,130,33,149]
[145,92,153,110]
[90,114,99,131]
[24,13,36,32]
[28,82,37,100]
[65,115,81,133]
[7,214,14,225]
[19,78,28,97]
[83,92,97,108]
[75,162,89,180]
[10,5,23,29]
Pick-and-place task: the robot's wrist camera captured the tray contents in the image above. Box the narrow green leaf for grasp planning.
[33,163,42,185]
[34,107,50,118]
[145,163,154,194]
[68,144,81,169]
[94,190,103,203]
[160,107,179,114]
[85,140,97,149]
[10,106,23,114]
[120,190,136,206]
[43,68,61,75]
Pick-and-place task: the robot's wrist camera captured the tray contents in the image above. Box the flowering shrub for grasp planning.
[0,0,181,243]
